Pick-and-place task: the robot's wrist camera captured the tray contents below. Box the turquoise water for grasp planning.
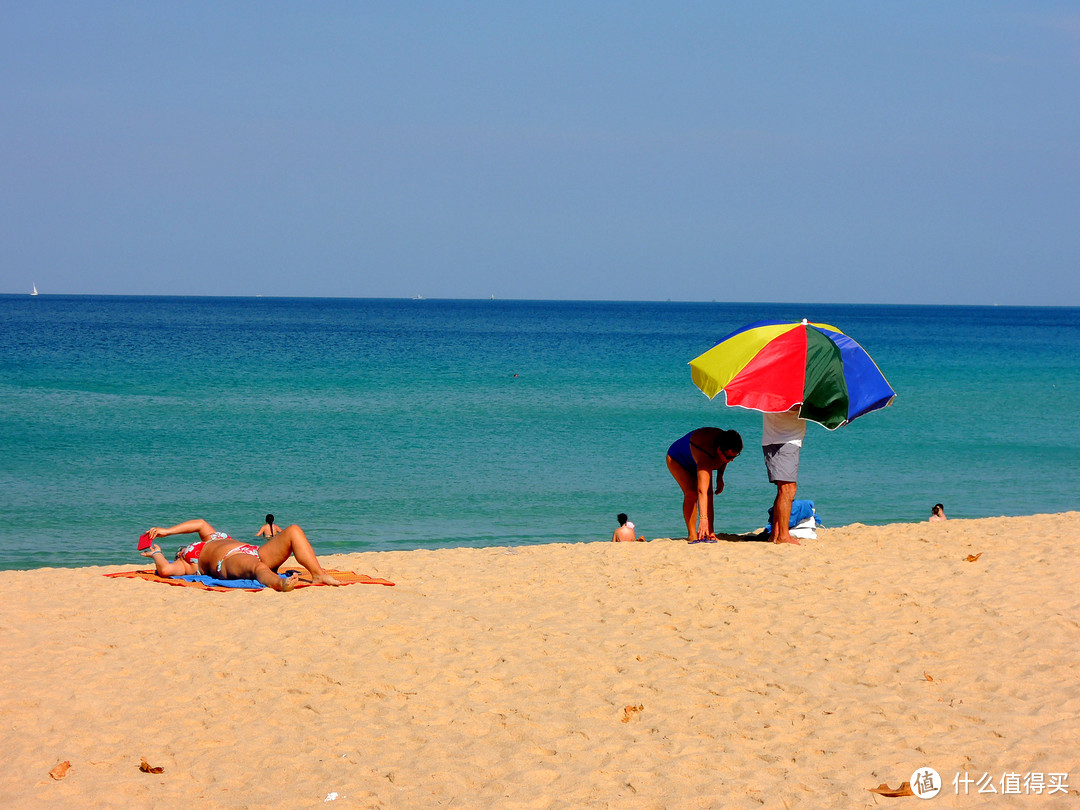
[2,296,1078,570]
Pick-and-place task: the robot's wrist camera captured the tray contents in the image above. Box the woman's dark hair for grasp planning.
[718,430,743,454]
[932,504,944,513]
[617,513,628,526]
[265,514,275,525]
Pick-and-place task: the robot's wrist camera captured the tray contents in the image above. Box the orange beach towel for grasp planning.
[105,568,394,592]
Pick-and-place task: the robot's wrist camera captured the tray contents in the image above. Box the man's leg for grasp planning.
[764,441,801,546]
[770,481,799,545]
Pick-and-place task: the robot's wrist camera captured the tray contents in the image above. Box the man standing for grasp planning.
[763,407,806,545]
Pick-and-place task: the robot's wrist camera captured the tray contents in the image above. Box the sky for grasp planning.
[1,2,1077,304]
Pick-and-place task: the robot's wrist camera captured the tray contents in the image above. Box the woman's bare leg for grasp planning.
[140,544,196,577]
[217,550,300,591]
[706,489,716,539]
[258,525,341,585]
[667,455,698,540]
[253,562,299,592]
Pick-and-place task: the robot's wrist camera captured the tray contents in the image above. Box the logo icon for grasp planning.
[911,767,942,799]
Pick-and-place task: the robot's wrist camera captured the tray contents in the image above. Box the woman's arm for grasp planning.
[140,544,197,577]
[147,519,215,542]
[696,468,713,539]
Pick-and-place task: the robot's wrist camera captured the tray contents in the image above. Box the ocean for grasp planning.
[2,295,1078,570]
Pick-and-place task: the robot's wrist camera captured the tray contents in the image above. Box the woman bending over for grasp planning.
[666,427,743,542]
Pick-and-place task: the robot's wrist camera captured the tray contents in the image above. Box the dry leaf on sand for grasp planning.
[868,781,915,797]
[966,553,983,562]
[48,761,71,780]
[139,758,164,774]
[621,704,644,723]
[924,672,934,682]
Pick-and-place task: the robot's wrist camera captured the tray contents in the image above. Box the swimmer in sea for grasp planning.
[256,513,282,538]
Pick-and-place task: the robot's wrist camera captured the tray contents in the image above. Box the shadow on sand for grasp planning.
[657,532,771,544]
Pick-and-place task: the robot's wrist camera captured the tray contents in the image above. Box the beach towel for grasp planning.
[765,499,822,538]
[105,568,394,591]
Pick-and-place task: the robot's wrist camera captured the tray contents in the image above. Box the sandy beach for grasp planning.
[2,513,1078,808]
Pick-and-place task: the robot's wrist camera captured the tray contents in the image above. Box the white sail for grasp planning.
[31,283,38,296]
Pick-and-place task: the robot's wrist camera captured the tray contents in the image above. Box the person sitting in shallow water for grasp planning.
[139,519,341,591]
[255,513,282,538]
[612,513,645,542]
[929,503,947,522]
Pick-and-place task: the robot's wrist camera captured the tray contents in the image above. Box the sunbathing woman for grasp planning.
[139,519,341,591]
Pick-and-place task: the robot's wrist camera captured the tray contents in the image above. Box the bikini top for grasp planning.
[176,532,232,563]
[176,540,206,564]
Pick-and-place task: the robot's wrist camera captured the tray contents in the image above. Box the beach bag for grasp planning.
[766,499,821,539]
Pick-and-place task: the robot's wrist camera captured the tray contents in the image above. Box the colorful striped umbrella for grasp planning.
[689,319,895,430]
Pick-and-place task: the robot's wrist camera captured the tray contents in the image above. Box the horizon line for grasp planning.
[3,292,1078,309]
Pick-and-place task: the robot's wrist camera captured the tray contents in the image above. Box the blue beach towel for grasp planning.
[175,573,292,589]
[766,499,822,534]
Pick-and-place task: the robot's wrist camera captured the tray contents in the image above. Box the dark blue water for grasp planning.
[2,295,1078,569]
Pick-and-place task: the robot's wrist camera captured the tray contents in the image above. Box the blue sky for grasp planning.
[2,2,1077,304]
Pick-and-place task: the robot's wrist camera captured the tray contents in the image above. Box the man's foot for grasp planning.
[772,536,801,545]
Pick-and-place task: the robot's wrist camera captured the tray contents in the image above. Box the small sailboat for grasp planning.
[31,283,39,296]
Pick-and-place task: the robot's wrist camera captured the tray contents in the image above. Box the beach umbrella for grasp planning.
[689,319,895,430]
